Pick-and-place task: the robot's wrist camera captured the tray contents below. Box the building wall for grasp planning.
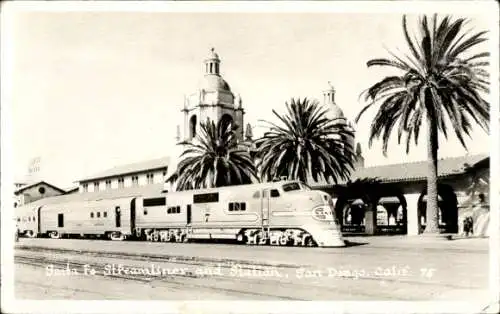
[15,184,64,206]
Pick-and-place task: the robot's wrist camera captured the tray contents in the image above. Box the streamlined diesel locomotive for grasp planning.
[15,181,345,247]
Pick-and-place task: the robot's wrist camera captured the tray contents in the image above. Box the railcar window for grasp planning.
[228,202,246,212]
[143,197,166,207]
[97,212,101,218]
[193,193,219,204]
[270,189,280,197]
[28,217,31,222]
[103,211,107,218]
[282,182,301,192]
[17,218,20,222]
[167,206,181,214]
[33,216,36,221]
[90,212,94,218]
[143,209,148,215]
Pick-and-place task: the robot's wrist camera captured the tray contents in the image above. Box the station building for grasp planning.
[15,48,490,237]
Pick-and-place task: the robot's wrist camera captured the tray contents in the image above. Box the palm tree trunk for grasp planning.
[424,119,440,234]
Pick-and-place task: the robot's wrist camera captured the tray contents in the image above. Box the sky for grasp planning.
[3,2,497,189]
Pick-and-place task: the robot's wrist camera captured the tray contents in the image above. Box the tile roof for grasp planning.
[14,181,67,195]
[18,183,166,209]
[78,156,170,182]
[308,153,489,187]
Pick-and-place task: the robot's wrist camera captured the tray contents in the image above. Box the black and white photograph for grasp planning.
[1,1,499,314]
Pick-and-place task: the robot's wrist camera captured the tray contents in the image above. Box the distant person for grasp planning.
[463,216,473,237]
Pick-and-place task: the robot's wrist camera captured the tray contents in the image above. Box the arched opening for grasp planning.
[220,114,234,131]
[189,115,197,140]
[376,194,407,234]
[418,184,458,233]
[339,198,367,233]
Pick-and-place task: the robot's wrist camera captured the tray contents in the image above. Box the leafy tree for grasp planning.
[256,97,355,184]
[167,118,257,191]
[356,15,489,234]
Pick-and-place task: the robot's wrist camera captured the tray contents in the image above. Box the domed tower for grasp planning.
[322,82,356,158]
[181,48,245,143]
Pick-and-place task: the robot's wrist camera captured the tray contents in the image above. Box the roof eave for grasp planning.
[78,165,169,183]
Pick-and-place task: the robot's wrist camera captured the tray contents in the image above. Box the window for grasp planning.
[103,211,107,218]
[97,212,101,218]
[38,187,46,194]
[118,177,124,188]
[282,182,301,192]
[132,175,139,186]
[83,183,88,192]
[32,216,36,221]
[189,115,197,139]
[270,189,280,198]
[228,202,246,212]
[167,206,181,214]
[90,212,94,218]
[105,180,112,189]
[143,209,148,215]
[17,218,20,222]
[94,181,99,190]
[143,197,166,207]
[28,217,31,222]
[146,173,154,184]
[193,192,219,204]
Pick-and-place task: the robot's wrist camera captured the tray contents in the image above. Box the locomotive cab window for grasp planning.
[103,211,107,218]
[97,212,101,218]
[270,189,280,198]
[282,182,301,192]
[90,212,94,218]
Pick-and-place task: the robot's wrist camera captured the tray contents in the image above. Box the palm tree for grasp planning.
[167,118,258,191]
[256,97,355,184]
[355,15,490,234]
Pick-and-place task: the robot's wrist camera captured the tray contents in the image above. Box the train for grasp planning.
[15,180,346,247]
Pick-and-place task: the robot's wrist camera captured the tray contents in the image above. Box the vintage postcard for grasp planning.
[1,1,499,314]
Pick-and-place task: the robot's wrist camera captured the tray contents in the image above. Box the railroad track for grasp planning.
[15,244,482,299]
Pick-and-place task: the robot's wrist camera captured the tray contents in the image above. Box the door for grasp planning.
[261,189,270,230]
[57,213,64,228]
[115,206,121,228]
[130,199,136,232]
[37,206,42,233]
[187,204,192,225]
